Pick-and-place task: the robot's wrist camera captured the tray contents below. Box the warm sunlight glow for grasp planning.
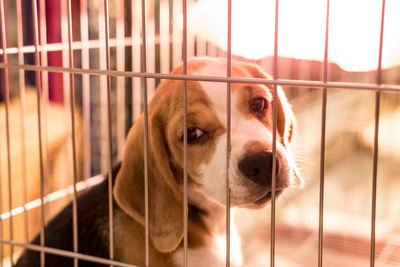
[184,0,400,71]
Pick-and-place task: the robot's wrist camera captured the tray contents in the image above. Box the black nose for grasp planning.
[238,150,280,186]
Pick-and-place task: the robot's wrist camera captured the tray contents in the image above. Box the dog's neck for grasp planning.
[189,186,232,235]
[182,186,243,267]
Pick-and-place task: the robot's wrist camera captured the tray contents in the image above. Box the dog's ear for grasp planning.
[114,109,183,253]
[241,62,302,185]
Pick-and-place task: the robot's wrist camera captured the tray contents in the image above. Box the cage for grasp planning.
[0,0,399,266]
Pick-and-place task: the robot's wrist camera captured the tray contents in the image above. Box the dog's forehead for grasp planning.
[191,62,249,126]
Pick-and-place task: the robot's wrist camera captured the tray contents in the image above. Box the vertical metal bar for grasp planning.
[116,0,126,161]
[103,0,115,263]
[168,0,173,71]
[371,0,386,266]
[31,0,46,266]
[270,0,279,266]
[318,1,330,266]
[61,0,74,187]
[80,0,91,180]
[172,0,182,67]
[39,0,49,104]
[66,1,79,266]
[160,0,170,74]
[16,0,30,244]
[98,0,108,174]
[132,0,142,121]
[0,0,14,264]
[226,0,232,266]
[146,1,155,98]
[182,0,188,266]
[140,0,150,265]
[0,142,3,266]
[186,0,194,59]
[39,1,52,209]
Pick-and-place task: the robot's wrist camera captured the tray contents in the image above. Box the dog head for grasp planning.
[114,57,301,253]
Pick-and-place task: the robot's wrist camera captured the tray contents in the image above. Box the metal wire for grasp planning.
[226,0,232,266]
[39,1,51,196]
[31,0,46,265]
[131,0,142,121]
[182,0,189,266]
[80,0,92,180]
[1,175,104,221]
[15,0,30,244]
[0,0,14,264]
[0,1,396,266]
[270,0,279,266]
[0,135,3,266]
[370,1,386,266]
[102,0,115,263]
[318,1,330,266]
[116,0,126,161]
[1,63,399,93]
[0,239,139,267]
[0,37,137,56]
[66,0,79,266]
[140,0,150,265]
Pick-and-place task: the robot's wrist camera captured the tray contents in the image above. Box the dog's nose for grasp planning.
[238,150,279,186]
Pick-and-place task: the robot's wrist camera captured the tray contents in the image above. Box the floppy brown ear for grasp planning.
[114,109,183,252]
[240,62,302,185]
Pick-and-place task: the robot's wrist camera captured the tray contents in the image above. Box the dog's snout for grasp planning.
[238,151,279,186]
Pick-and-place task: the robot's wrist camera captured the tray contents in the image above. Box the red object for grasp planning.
[46,0,63,103]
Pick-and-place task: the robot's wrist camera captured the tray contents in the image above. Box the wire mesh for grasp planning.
[0,0,397,266]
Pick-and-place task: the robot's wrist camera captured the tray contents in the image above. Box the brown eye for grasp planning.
[250,97,268,113]
[183,127,206,144]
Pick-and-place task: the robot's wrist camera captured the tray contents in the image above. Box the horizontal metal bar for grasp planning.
[1,63,399,92]
[0,175,104,220]
[0,239,139,267]
[0,37,137,55]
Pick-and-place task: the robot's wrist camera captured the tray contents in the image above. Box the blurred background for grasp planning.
[0,0,399,266]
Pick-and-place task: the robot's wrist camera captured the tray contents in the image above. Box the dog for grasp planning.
[15,57,301,267]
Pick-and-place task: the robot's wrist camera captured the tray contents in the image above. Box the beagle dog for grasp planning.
[16,57,301,267]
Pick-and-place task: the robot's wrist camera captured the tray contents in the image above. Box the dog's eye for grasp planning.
[250,97,268,113]
[186,127,205,143]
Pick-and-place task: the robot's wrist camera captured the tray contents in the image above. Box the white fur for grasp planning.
[176,59,293,267]
[193,61,291,206]
[173,207,243,267]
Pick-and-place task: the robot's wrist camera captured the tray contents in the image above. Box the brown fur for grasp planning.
[113,58,300,266]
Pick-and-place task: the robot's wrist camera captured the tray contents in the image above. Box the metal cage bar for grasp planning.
[0,239,139,267]
[98,0,108,175]
[318,0,330,266]
[131,0,142,122]
[0,37,138,56]
[140,0,151,265]
[0,0,14,264]
[0,133,3,266]
[0,1,397,266]
[66,0,80,266]
[1,63,399,92]
[0,60,376,89]
[226,0,232,266]
[270,0,280,266]
[182,0,189,266]
[370,0,386,266]
[116,0,126,161]
[15,0,30,244]
[80,0,92,180]
[31,0,47,266]
[39,0,51,196]
[102,0,115,262]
